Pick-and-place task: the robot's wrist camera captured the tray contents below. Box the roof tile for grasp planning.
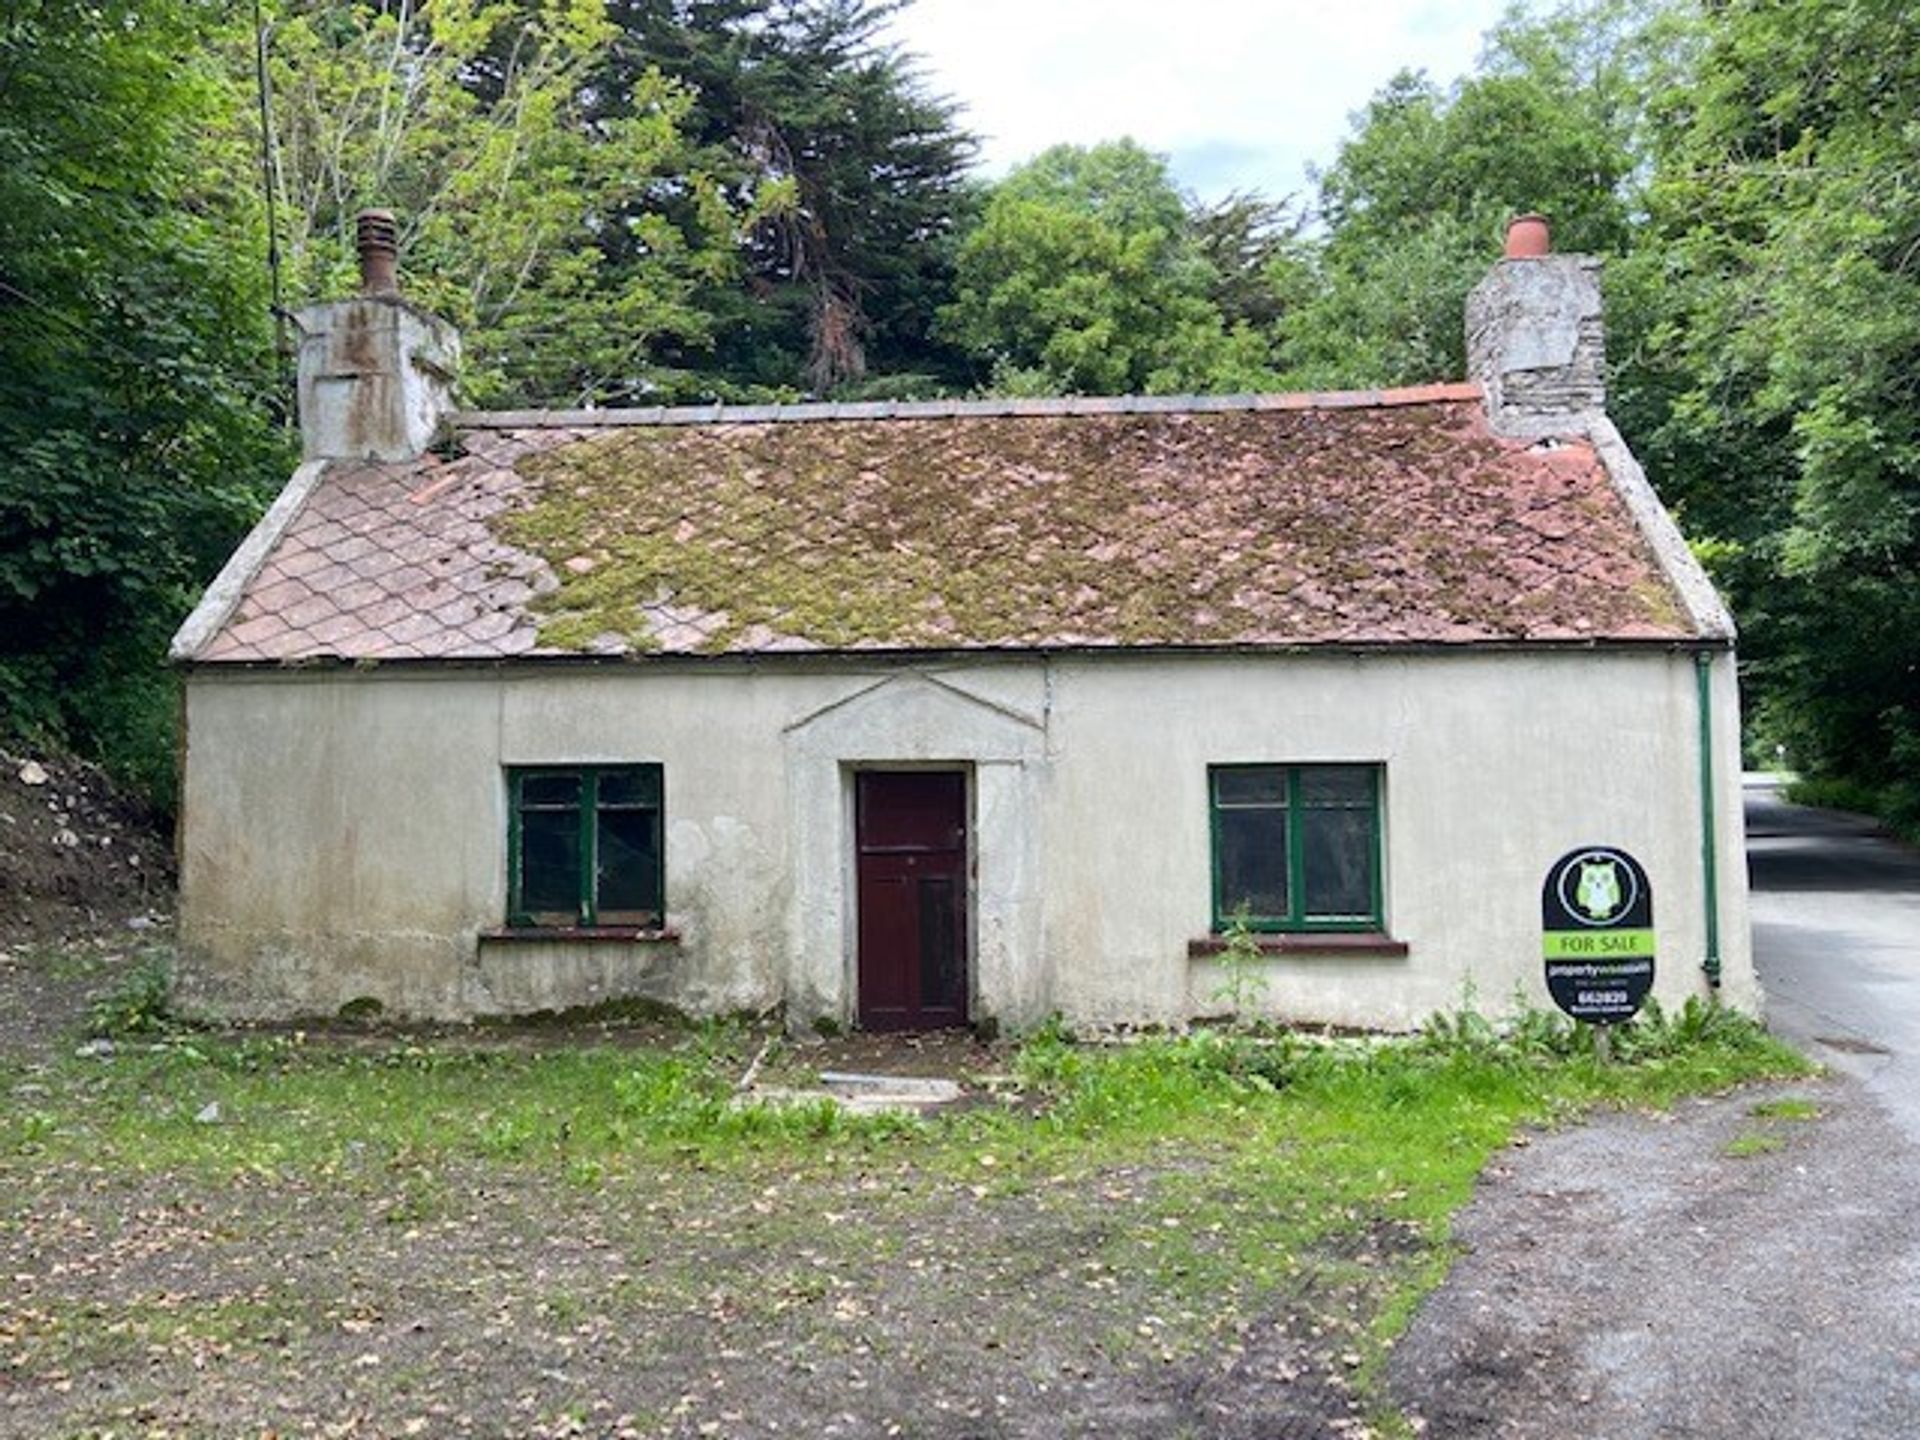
[186,392,1699,662]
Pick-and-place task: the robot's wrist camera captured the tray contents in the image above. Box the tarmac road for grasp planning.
[1387,781,1920,1439]
[1746,777,1920,1142]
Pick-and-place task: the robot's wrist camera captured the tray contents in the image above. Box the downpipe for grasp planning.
[1696,650,1723,990]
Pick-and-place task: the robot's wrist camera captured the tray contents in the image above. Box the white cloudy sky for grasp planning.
[883,0,1512,203]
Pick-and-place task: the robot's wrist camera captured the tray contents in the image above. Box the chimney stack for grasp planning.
[294,208,459,462]
[1466,214,1606,437]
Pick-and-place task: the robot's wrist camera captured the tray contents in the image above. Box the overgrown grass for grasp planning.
[1,1000,1809,1423]
[6,999,1807,1185]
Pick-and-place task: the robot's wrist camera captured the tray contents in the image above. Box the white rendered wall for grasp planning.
[176,649,1755,1029]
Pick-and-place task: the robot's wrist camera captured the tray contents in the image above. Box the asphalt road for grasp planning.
[1746,777,1920,1141]
[1388,781,1920,1438]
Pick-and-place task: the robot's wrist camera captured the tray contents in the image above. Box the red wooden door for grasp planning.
[856,771,968,1031]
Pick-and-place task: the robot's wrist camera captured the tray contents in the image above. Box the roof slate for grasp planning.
[189,387,1700,664]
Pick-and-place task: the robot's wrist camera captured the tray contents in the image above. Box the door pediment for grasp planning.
[783,671,1044,762]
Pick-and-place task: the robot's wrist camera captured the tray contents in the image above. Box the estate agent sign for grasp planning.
[1541,846,1654,1023]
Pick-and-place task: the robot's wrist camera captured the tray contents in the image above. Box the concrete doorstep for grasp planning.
[735,1070,966,1117]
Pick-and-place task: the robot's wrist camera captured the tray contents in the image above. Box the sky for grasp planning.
[883,0,1513,204]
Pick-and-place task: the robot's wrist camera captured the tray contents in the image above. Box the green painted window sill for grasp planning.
[1187,932,1408,959]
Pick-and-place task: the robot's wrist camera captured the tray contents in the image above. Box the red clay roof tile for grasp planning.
[187,392,1701,663]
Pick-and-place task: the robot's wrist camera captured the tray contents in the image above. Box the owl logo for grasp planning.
[1554,848,1641,927]
[1576,860,1623,920]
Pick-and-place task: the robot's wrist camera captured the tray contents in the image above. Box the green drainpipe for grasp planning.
[1695,650,1723,990]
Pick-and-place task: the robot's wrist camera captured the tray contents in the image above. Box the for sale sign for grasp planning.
[1542,846,1654,1024]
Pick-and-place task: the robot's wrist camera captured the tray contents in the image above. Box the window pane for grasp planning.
[1300,766,1374,807]
[598,769,660,807]
[1215,767,1286,806]
[1218,808,1290,918]
[521,774,581,808]
[1301,805,1375,920]
[597,807,660,918]
[520,808,581,919]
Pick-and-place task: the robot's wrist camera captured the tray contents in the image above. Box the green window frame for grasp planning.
[1209,764,1384,932]
[507,765,664,928]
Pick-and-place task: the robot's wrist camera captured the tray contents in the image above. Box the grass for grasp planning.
[1750,1096,1820,1121]
[0,999,1810,1434]
[1724,1092,1823,1158]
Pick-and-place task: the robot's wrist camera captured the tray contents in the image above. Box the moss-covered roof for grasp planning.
[188,386,1700,663]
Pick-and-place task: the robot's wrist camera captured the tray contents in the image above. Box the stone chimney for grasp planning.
[294,209,460,461]
[1466,214,1606,437]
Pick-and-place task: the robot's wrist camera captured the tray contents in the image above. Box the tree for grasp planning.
[0,0,288,799]
[252,0,740,407]
[1189,191,1309,333]
[1281,3,1648,386]
[1622,0,1920,813]
[941,139,1277,395]
[581,0,979,397]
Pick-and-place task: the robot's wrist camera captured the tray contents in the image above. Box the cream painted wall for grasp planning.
[176,648,1756,1029]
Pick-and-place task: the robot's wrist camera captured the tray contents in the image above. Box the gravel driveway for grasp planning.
[1387,1076,1920,1438]
[1388,786,1920,1438]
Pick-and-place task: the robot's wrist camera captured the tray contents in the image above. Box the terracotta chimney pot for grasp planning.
[1504,213,1551,259]
[356,208,400,297]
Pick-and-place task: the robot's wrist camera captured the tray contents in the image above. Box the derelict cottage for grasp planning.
[169,211,1757,1031]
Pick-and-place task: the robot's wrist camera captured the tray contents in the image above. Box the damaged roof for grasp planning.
[176,384,1715,664]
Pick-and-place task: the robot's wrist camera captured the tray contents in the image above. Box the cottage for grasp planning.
[169,212,1757,1031]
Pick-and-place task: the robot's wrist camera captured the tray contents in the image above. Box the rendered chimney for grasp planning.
[294,208,459,462]
[1466,213,1606,437]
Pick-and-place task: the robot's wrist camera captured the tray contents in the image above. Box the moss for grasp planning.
[492,408,1693,653]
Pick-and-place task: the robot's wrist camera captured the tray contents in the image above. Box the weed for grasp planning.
[86,951,174,1037]
[1724,1131,1784,1158]
[1750,1097,1820,1121]
[1208,907,1270,1018]
[6,1110,58,1153]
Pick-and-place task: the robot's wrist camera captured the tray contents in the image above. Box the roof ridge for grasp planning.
[452,382,1484,432]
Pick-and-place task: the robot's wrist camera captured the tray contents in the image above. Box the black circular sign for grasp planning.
[1541,846,1654,1024]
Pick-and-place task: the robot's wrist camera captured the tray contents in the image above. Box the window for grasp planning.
[507,765,663,928]
[1210,764,1382,931]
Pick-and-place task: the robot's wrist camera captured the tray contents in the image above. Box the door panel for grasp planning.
[856,772,968,1031]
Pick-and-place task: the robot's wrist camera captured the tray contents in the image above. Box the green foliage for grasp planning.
[1208,908,1272,1017]
[1787,775,1920,843]
[0,0,291,802]
[87,953,175,1039]
[1280,3,1645,386]
[1750,1097,1819,1122]
[1621,0,1920,802]
[942,140,1279,394]
[253,0,739,407]
[585,0,979,397]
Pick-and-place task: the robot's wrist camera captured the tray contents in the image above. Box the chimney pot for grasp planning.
[1504,213,1551,259]
[356,208,400,296]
